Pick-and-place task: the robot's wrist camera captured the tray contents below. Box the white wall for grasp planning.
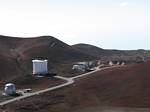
[32,60,48,75]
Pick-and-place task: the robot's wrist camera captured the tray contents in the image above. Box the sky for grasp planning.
[0,0,149,50]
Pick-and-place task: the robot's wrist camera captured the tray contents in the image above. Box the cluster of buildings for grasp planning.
[3,59,127,96]
[72,60,101,72]
[109,61,125,66]
[4,59,49,96]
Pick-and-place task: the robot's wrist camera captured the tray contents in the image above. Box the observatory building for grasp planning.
[4,83,16,95]
[72,62,89,72]
[32,59,48,75]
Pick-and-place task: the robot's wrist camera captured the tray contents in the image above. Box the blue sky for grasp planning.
[0,0,150,50]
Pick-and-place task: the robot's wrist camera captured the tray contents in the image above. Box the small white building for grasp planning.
[32,59,48,75]
[117,62,120,65]
[72,62,89,72]
[109,61,114,66]
[121,62,125,66]
[4,83,16,95]
[97,60,101,65]
[72,64,86,72]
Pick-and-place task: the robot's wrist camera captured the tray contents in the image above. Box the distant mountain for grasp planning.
[72,43,106,57]
[72,43,150,62]
[72,43,128,57]
[0,35,94,84]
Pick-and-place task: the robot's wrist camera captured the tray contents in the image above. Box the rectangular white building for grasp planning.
[32,59,48,75]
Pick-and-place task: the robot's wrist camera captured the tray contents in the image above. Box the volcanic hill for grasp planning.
[73,43,150,62]
[0,35,94,84]
[1,36,150,84]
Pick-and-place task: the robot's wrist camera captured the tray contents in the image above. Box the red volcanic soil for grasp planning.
[11,75,65,91]
[2,62,150,112]
[0,76,65,103]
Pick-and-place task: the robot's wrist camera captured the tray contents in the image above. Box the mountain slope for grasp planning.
[3,62,150,112]
[72,43,150,62]
[0,35,94,84]
[72,43,106,58]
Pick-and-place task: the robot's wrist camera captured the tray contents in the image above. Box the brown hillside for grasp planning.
[0,35,94,84]
[3,62,150,112]
[73,43,150,63]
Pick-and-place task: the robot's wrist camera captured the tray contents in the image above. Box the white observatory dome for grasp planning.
[4,83,16,95]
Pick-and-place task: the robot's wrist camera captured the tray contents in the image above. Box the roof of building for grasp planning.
[32,59,48,62]
[5,83,15,87]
